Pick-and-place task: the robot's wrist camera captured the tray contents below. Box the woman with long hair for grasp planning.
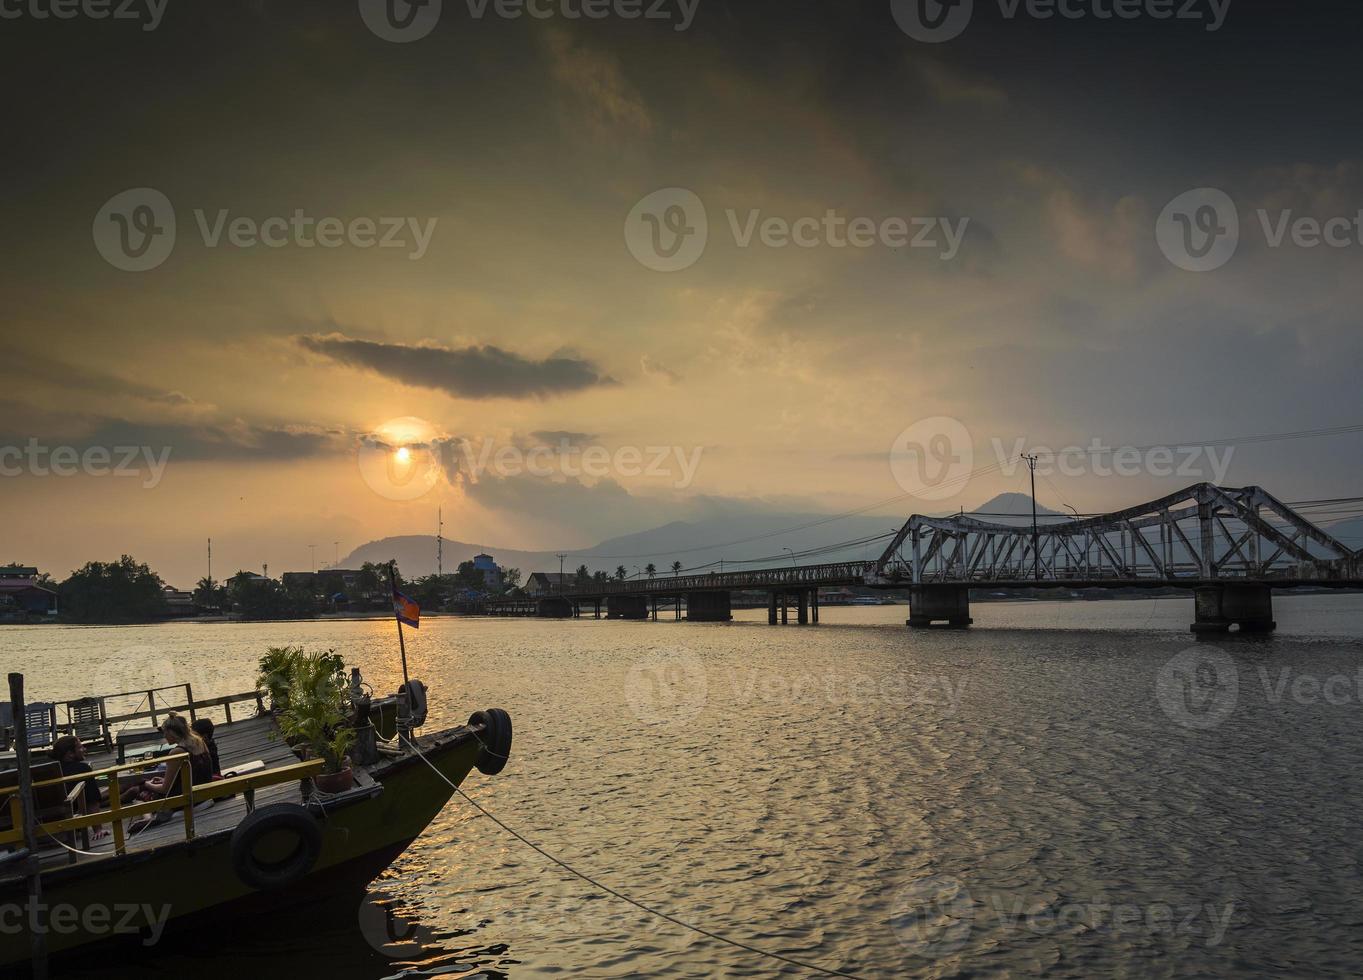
[121,713,215,803]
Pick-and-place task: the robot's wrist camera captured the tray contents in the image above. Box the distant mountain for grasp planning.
[338,494,1069,579]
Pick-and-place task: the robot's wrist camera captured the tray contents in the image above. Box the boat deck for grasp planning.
[23,714,375,873]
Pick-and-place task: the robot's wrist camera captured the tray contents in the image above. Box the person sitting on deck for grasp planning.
[50,734,109,840]
[191,718,222,777]
[121,715,214,804]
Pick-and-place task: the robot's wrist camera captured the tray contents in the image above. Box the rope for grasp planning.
[399,736,868,980]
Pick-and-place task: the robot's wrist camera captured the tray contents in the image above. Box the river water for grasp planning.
[6,594,1363,978]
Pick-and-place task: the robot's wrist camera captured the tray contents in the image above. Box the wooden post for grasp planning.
[8,673,48,979]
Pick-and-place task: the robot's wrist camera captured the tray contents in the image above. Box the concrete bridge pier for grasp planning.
[767,589,819,625]
[687,591,732,622]
[607,595,649,620]
[908,585,973,629]
[1191,584,1276,635]
[537,596,574,618]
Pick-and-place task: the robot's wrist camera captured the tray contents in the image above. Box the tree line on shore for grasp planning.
[8,555,526,624]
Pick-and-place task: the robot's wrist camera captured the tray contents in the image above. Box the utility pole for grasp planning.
[333,541,339,567]
[207,538,212,586]
[1022,454,1040,581]
[437,507,443,578]
[557,553,566,594]
[309,544,316,573]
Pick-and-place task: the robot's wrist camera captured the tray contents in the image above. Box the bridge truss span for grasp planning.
[870,483,1360,587]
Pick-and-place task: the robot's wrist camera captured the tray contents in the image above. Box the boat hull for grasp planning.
[0,727,482,967]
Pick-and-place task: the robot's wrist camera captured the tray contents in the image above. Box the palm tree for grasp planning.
[615,565,627,581]
[671,561,682,576]
[645,563,656,579]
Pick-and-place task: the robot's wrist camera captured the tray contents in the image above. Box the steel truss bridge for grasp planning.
[481,484,1362,632]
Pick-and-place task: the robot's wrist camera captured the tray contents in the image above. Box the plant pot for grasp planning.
[314,766,353,793]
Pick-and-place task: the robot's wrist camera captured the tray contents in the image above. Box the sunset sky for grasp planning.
[3,0,1362,586]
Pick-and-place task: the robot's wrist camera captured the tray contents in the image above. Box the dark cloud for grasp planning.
[530,430,599,447]
[0,401,346,463]
[298,334,617,399]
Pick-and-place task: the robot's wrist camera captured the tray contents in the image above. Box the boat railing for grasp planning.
[0,756,323,857]
[100,684,266,730]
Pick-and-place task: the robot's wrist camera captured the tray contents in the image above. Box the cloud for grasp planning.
[0,400,347,463]
[543,28,653,136]
[639,355,681,384]
[297,334,617,399]
[9,349,200,408]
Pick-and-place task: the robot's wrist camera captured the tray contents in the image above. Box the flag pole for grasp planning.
[388,561,411,693]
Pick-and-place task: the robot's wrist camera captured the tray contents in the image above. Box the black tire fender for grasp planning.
[468,708,512,776]
[229,803,323,891]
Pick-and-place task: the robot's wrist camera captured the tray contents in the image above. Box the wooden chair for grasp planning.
[0,761,88,862]
[65,697,111,752]
[22,703,57,751]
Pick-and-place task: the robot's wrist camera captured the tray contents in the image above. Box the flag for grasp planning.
[393,586,420,629]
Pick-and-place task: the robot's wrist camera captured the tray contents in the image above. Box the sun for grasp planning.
[394,446,411,464]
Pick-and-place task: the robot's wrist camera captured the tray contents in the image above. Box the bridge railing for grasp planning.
[539,561,874,599]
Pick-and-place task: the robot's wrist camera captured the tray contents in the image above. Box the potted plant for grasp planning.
[272,649,356,792]
[257,646,303,712]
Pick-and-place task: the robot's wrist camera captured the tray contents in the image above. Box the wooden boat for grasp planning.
[0,669,512,969]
